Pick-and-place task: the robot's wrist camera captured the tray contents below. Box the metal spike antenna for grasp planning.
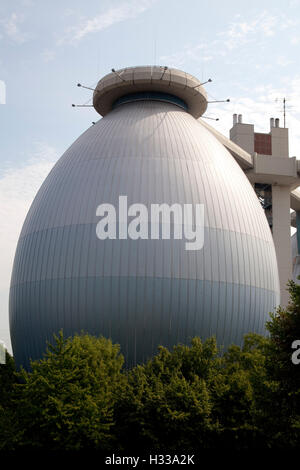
[206,88,231,104]
[72,104,93,107]
[77,83,96,91]
[111,68,126,82]
[192,78,212,88]
[160,66,168,79]
[202,116,219,121]
[275,96,294,128]
[207,99,230,103]
[72,82,98,108]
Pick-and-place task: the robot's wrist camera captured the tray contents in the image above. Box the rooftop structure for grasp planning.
[93,66,208,118]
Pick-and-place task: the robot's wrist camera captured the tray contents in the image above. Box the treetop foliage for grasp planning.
[1,281,300,450]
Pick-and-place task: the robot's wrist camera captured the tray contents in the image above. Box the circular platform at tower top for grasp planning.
[93,65,208,118]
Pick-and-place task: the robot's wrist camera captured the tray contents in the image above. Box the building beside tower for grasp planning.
[228,114,297,305]
[201,107,300,305]
[10,65,296,369]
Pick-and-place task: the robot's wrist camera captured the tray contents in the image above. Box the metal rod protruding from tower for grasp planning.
[203,116,219,121]
[77,83,96,91]
[193,78,212,89]
[72,104,93,107]
[160,66,168,80]
[111,68,126,82]
[207,99,230,103]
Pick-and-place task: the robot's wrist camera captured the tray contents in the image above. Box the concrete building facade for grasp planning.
[202,112,300,306]
[228,115,298,305]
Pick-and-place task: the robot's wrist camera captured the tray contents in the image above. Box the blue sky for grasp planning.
[1,0,300,351]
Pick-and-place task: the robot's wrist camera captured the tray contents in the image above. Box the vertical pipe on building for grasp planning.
[270,117,274,129]
[233,114,237,125]
[272,185,292,306]
[275,118,280,128]
[296,211,300,255]
[238,114,242,123]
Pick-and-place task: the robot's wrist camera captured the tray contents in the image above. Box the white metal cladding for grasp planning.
[9,100,280,369]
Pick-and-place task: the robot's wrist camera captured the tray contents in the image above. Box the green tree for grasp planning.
[116,332,299,450]
[266,279,300,392]
[115,337,225,452]
[0,351,16,403]
[3,280,300,451]
[264,280,300,446]
[216,333,276,448]
[0,352,24,450]
[15,331,125,450]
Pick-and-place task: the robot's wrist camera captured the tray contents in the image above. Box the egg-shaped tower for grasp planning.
[9,66,280,369]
